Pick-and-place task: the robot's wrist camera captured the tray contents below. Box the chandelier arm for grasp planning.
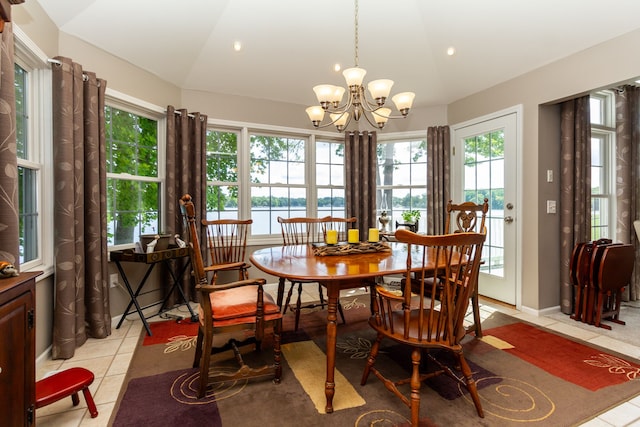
[362,110,381,128]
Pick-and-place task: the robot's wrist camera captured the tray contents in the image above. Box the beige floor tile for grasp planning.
[36,359,65,381]
[93,374,126,405]
[80,402,115,426]
[68,338,122,361]
[588,335,640,360]
[36,407,85,427]
[598,402,640,426]
[58,355,114,379]
[544,320,602,342]
[118,335,140,353]
[107,352,135,376]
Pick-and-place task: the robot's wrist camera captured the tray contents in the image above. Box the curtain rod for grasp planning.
[47,58,91,82]
[168,110,205,121]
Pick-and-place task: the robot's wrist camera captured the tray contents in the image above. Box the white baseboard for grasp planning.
[519,304,561,317]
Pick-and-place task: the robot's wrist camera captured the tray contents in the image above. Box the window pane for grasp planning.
[15,64,28,159]
[207,130,238,184]
[18,167,38,263]
[206,185,239,220]
[107,179,160,245]
[250,134,307,234]
[106,107,158,177]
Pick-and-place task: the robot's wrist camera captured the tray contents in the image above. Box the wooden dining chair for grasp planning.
[277,216,346,330]
[201,218,252,284]
[362,230,485,426]
[446,198,489,337]
[409,198,489,337]
[180,194,282,398]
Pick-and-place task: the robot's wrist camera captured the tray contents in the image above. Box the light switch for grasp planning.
[546,200,557,214]
[546,170,553,183]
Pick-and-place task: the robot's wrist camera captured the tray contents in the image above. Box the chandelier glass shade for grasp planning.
[306,0,415,132]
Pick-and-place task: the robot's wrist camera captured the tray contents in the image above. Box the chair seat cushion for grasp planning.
[199,285,281,327]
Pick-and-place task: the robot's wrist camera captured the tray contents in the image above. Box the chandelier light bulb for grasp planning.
[368,79,394,104]
[343,67,367,87]
[306,106,325,126]
[392,92,416,115]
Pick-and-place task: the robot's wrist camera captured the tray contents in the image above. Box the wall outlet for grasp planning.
[109,273,119,288]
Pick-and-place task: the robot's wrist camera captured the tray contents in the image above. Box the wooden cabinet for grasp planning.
[0,271,41,426]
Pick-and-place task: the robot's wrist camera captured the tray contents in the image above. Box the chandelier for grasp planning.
[305,0,415,132]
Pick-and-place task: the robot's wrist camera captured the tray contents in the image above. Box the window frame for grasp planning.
[589,90,616,241]
[14,26,53,273]
[247,130,310,238]
[105,92,166,250]
[375,133,428,233]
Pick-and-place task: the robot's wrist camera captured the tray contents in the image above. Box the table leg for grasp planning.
[115,261,154,336]
[157,259,198,322]
[324,282,339,414]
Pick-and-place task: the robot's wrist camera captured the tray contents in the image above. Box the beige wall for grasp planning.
[448,28,640,310]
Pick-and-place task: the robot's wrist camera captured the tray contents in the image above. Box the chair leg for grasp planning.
[456,352,484,417]
[283,282,295,315]
[470,289,482,337]
[361,333,383,385]
[193,328,204,368]
[81,387,99,418]
[294,282,303,331]
[317,284,325,308]
[410,348,422,427]
[198,329,214,398]
[273,319,282,384]
[277,277,286,310]
[337,299,346,325]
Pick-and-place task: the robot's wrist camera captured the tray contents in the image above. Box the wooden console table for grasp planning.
[111,248,197,335]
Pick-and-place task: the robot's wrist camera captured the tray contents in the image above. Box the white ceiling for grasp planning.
[35,0,640,109]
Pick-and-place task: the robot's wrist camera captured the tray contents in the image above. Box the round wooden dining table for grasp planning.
[250,242,438,414]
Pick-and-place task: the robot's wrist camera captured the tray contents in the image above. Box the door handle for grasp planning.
[504,216,514,224]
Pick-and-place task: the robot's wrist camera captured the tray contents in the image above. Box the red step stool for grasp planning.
[35,367,98,418]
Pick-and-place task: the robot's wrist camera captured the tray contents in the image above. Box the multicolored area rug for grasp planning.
[111,298,640,427]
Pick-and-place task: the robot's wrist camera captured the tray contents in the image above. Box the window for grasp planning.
[105,105,162,246]
[249,133,306,235]
[590,91,615,240]
[316,139,345,217]
[15,62,40,264]
[376,139,427,232]
[205,129,240,220]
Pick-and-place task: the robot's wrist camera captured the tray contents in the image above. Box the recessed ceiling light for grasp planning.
[334,63,341,72]
[447,46,456,56]
[233,41,242,52]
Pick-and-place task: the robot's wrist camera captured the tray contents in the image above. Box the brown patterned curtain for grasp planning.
[615,85,640,301]
[345,131,377,237]
[0,22,19,267]
[559,95,591,314]
[52,57,110,359]
[427,125,451,235]
[165,106,207,302]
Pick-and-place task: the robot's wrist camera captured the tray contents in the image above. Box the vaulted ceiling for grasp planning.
[36,0,640,109]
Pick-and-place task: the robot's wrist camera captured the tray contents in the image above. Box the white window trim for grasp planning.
[14,24,53,276]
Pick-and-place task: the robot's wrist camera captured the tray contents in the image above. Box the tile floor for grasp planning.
[35,283,640,427]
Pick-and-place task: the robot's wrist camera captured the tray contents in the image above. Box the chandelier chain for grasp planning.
[354,0,359,67]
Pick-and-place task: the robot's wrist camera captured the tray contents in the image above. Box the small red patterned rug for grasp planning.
[483,322,640,391]
[143,319,199,346]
